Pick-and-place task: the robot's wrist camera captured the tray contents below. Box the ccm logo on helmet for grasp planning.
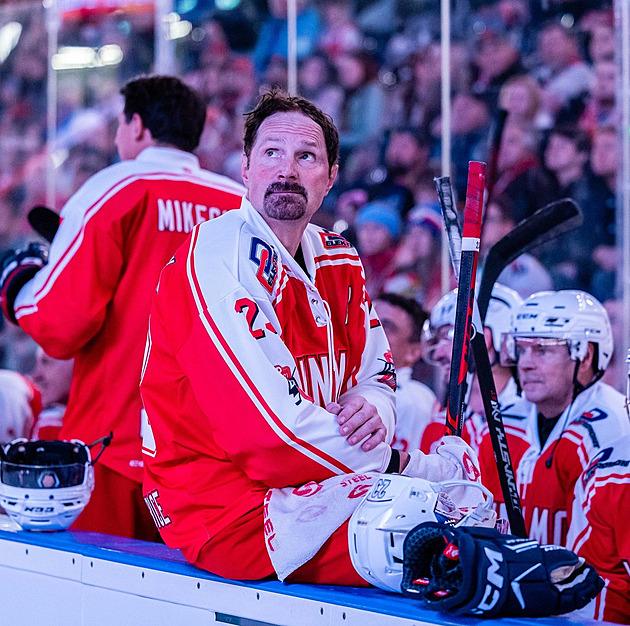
[24,506,54,513]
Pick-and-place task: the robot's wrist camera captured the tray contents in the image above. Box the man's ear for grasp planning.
[130,112,147,142]
[577,343,596,384]
[241,152,249,187]
[325,163,339,194]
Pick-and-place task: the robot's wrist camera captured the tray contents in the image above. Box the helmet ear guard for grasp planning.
[0,439,95,531]
[348,474,496,593]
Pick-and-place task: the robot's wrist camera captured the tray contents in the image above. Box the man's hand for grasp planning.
[326,396,387,451]
[0,242,48,324]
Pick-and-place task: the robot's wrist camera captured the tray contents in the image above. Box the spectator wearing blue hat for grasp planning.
[355,201,401,297]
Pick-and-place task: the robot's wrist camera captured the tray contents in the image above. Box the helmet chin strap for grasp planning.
[571,353,603,401]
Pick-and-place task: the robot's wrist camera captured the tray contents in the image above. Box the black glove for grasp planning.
[401,522,604,617]
[0,242,48,324]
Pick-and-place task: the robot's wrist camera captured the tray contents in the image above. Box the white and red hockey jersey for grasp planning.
[568,434,630,624]
[14,147,244,482]
[515,381,630,546]
[140,198,396,565]
[391,366,440,452]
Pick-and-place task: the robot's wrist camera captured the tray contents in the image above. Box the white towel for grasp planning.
[265,436,482,580]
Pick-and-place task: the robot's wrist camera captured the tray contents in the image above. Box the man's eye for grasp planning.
[265,149,278,157]
[300,152,315,161]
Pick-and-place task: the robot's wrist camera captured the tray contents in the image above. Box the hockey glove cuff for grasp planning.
[401,522,604,617]
[0,242,48,324]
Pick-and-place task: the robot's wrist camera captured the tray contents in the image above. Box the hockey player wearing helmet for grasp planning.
[567,350,630,624]
[505,290,630,547]
[419,284,531,457]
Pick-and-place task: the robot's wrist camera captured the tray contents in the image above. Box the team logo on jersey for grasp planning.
[250,237,278,293]
[582,446,614,486]
[319,230,352,249]
[275,364,309,405]
[377,351,396,390]
[576,408,608,422]
[292,481,323,497]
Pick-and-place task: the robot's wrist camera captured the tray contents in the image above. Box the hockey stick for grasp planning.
[27,205,60,243]
[444,162,485,439]
[436,175,527,538]
[477,198,583,323]
[485,108,508,205]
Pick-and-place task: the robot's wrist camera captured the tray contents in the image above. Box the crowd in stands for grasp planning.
[0,0,621,385]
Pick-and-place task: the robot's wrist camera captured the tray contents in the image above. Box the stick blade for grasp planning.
[28,205,60,243]
[478,198,582,321]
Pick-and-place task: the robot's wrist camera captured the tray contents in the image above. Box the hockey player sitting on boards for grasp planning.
[138,90,602,616]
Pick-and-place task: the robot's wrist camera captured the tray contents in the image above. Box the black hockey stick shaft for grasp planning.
[436,176,527,537]
[477,198,583,323]
[445,162,485,437]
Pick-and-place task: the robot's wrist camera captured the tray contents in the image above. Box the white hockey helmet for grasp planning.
[505,290,613,372]
[422,289,457,364]
[485,284,523,353]
[348,474,494,593]
[0,439,94,531]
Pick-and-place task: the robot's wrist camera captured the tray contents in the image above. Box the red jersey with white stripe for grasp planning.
[515,382,630,546]
[568,434,630,624]
[140,198,396,565]
[14,147,244,481]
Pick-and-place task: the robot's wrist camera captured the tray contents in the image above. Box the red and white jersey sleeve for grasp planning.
[14,147,244,480]
[568,435,630,624]
[516,382,630,546]
[141,199,395,563]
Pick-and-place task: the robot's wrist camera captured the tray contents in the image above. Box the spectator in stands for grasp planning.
[297,53,344,122]
[334,50,385,155]
[384,206,446,310]
[579,60,618,134]
[29,346,73,440]
[471,15,525,110]
[535,22,593,122]
[480,194,553,299]
[333,187,368,248]
[589,125,618,303]
[384,44,442,132]
[355,200,400,298]
[432,92,490,200]
[499,74,548,129]
[252,0,321,78]
[317,0,362,60]
[373,293,439,453]
[492,120,539,199]
[587,22,615,64]
[370,128,431,218]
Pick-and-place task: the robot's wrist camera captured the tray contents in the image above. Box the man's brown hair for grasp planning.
[243,88,339,173]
